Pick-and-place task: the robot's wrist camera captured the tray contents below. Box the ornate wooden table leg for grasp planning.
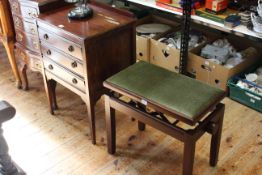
[2,41,22,89]
[18,61,29,91]
[49,79,58,110]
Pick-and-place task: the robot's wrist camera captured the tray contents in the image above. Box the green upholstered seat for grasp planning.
[105,61,225,122]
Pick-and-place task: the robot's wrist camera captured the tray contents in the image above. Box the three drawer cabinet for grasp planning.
[9,0,65,90]
[0,0,21,88]
[37,2,136,144]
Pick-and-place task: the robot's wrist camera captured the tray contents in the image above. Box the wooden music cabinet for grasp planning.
[37,2,136,144]
[0,0,21,88]
[9,0,64,90]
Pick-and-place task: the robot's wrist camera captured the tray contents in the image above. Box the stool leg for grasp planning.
[138,121,146,131]
[105,96,116,154]
[183,139,196,175]
[210,104,225,167]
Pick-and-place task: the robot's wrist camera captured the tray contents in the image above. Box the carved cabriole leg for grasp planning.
[49,79,58,110]
[105,95,116,154]
[2,41,22,88]
[210,104,225,167]
[183,138,196,175]
[17,60,28,91]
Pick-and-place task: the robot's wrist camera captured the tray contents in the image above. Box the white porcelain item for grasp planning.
[245,73,258,82]
[256,67,262,75]
[236,80,249,89]
[251,13,262,33]
[136,23,171,34]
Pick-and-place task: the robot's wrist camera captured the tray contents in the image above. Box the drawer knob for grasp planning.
[68,45,74,52]
[71,61,77,68]
[72,78,78,84]
[30,27,36,34]
[48,64,53,70]
[28,11,37,18]
[16,33,23,42]
[47,50,52,55]
[44,34,49,40]
[33,41,39,49]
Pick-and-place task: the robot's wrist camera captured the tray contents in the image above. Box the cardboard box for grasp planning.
[136,15,179,62]
[150,28,218,73]
[187,35,261,90]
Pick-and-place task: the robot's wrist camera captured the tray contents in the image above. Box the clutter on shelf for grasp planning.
[157,30,207,49]
[235,67,262,95]
[156,0,202,13]
[200,38,257,68]
[228,65,262,112]
[250,0,262,33]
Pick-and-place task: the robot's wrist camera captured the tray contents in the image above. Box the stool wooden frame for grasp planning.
[104,86,225,175]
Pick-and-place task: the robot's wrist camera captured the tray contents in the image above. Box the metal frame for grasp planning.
[179,0,192,74]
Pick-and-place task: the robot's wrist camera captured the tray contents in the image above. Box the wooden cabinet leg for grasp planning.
[3,41,22,89]
[43,79,55,115]
[86,100,96,145]
[105,95,116,154]
[49,79,58,110]
[138,121,146,131]
[210,104,225,167]
[183,139,196,175]
[18,62,28,91]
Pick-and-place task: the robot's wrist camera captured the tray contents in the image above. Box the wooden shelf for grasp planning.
[128,0,262,40]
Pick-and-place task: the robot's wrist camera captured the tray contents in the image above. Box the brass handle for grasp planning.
[43,34,49,40]
[14,18,21,27]
[30,27,36,34]
[48,64,53,70]
[68,45,74,52]
[28,12,37,18]
[46,50,51,55]
[20,53,26,61]
[33,41,39,49]
[71,61,77,68]
[72,78,77,84]
[16,33,23,42]
[12,3,18,11]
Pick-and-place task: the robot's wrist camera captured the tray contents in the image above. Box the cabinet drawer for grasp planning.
[16,29,40,52]
[43,58,85,92]
[15,43,42,72]
[41,44,84,77]
[9,0,21,16]
[13,15,37,35]
[20,5,38,19]
[28,52,42,72]
[39,29,83,60]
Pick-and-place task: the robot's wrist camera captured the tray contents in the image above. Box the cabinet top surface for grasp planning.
[37,3,135,40]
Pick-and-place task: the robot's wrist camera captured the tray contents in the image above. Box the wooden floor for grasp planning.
[0,45,262,175]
